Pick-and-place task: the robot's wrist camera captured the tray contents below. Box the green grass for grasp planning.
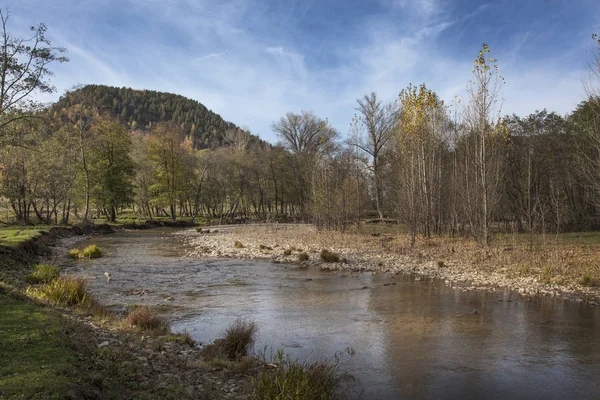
[26,277,89,306]
[80,244,102,259]
[0,227,48,248]
[25,264,60,284]
[0,290,83,399]
[252,349,354,400]
[69,244,103,259]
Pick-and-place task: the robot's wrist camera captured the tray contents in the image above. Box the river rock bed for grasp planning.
[179,224,600,305]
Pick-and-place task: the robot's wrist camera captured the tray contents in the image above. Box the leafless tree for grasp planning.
[348,92,398,219]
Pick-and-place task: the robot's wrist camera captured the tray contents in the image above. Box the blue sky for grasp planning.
[9,0,600,142]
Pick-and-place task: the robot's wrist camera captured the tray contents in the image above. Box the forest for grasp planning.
[1,13,600,249]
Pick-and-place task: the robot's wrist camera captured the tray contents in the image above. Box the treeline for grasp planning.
[1,14,600,248]
[52,85,262,149]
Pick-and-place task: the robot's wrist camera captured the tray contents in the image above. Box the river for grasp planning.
[64,229,600,399]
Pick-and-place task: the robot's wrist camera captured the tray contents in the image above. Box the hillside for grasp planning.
[52,85,257,149]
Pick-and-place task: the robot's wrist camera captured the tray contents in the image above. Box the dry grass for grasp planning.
[126,306,168,332]
[222,318,258,360]
[202,318,258,361]
[320,249,340,263]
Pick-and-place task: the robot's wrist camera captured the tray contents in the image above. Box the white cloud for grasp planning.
[10,0,593,142]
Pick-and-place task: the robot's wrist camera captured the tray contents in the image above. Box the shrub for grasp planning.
[437,260,445,268]
[259,244,273,250]
[320,249,340,263]
[126,306,168,331]
[252,350,354,400]
[579,275,600,287]
[234,241,245,248]
[80,245,102,259]
[68,249,80,258]
[27,277,88,306]
[25,264,60,284]
[298,252,309,262]
[221,318,258,360]
[283,249,292,256]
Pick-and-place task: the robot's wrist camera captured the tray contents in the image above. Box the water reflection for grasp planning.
[67,230,600,399]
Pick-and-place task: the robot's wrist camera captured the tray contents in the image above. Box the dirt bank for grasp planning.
[180,224,600,305]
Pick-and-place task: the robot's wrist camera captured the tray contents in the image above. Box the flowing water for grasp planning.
[65,229,600,399]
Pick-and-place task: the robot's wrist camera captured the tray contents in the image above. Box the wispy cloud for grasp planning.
[8,0,599,141]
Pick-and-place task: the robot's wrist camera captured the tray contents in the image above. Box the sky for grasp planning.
[8,0,600,143]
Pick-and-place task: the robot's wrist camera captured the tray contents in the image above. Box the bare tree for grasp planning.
[348,92,397,219]
[461,43,506,246]
[0,10,68,135]
[271,111,336,155]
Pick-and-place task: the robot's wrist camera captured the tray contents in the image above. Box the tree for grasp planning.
[395,84,447,245]
[89,119,135,222]
[146,122,190,220]
[461,44,507,246]
[348,92,397,219]
[0,10,67,135]
[271,111,337,155]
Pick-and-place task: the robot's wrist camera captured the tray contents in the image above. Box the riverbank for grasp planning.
[180,224,600,305]
[0,224,256,399]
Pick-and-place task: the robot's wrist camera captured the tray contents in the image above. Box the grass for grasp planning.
[126,306,168,332]
[0,226,48,248]
[80,244,103,258]
[252,349,354,400]
[164,331,196,347]
[320,249,340,263]
[234,240,245,248]
[0,290,84,398]
[68,248,80,258]
[579,275,600,287]
[222,318,258,360]
[68,244,103,259]
[26,276,88,306]
[298,252,309,262]
[25,264,60,284]
[202,318,258,361]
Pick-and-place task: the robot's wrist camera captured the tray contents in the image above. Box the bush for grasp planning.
[80,245,102,259]
[579,275,600,287]
[25,264,60,284]
[259,244,273,250]
[298,252,309,262]
[283,248,292,256]
[234,241,245,248]
[126,306,168,331]
[26,277,88,306]
[252,350,354,400]
[222,318,258,360]
[320,249,340,263]
[437,260,445,268]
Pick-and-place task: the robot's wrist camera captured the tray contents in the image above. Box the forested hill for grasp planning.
[52,84,257,149]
